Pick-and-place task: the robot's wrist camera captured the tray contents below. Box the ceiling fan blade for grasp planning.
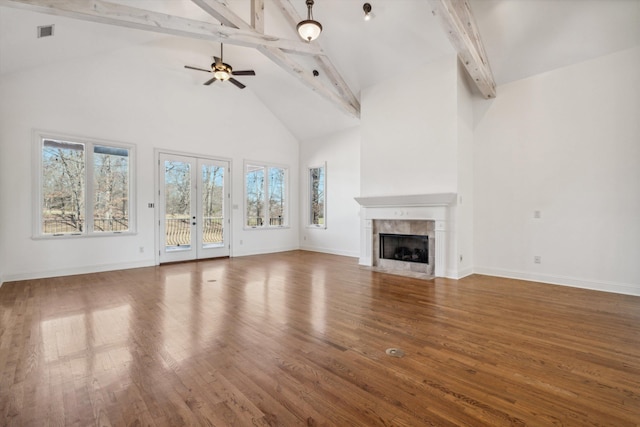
[185,65,212,73]
[232,70,256,76]
[204,77,217,86]
[228,78,246,89]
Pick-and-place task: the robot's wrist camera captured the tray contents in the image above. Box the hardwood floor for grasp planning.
[1,250,639,426]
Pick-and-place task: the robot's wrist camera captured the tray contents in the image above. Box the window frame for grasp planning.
[33,130,137,239]
[307,162,327,229]
[243,160,289,230]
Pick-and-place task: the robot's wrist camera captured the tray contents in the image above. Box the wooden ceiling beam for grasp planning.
[251,0,264,33]
[429,0,497,99]
[0,0,322,56]
[1,0,360,116]
[258,46,359,118]
[191,0,359,117]
[271,0,360,115]
[190,0,246,29]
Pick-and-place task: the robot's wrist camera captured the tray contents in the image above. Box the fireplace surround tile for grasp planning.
[354,193,456,278]
[373,220,435,277]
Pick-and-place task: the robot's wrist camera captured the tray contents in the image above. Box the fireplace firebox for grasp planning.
[379,233,428,264]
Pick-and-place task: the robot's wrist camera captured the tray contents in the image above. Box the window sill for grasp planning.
[243,226,290,231]
[32,231,137,240]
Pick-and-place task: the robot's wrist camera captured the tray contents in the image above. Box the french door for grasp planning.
[159,153,230,263]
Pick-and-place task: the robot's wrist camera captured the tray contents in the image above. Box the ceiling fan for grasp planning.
[184,43,256,89]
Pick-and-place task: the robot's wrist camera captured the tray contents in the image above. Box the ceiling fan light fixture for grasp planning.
[214,69,230,81]
[186,44,254,89]
[297,0,322,42]
[213,61,232,81]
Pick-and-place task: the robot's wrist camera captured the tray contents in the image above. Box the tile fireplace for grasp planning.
[354,193,456,278]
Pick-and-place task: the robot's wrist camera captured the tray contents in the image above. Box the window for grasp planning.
[245,162,288,228]
[36,132,135,237]
[308,163,326,228]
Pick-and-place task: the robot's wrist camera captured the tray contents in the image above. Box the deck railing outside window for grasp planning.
[246,217,284,227]
[43,218,128,234]
[165,217,223,246]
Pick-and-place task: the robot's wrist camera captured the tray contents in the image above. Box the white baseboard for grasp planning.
[473,266,640,297]
[299,245,359,258]
[444,268,473,280]
[6,257,634,298]
[232,245,300,258]
[456,267,474,279]
[444,268,458,279]
[3,260,156,283]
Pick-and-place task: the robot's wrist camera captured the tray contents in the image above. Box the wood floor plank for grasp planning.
[1,250,639,426]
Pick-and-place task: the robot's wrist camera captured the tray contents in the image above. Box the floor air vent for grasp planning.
[386,348,405,358]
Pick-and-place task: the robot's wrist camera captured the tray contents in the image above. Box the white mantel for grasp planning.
[354,193,457,278]
[354,193,456,208]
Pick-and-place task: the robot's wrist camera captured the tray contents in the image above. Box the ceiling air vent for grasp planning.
[37,25,54,38]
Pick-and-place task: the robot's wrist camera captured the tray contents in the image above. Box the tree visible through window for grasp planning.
[245,163,287,228]
[202,164,225,246]
[309,164,326,227]
[42,140,86,233]
[269,167,286,226]
[39,135,134,236]
[93,146,129,232]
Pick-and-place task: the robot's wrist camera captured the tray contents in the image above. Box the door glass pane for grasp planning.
[42,139,85,234]
[202,164,224,248]
[164,160,191,251]
[269,167,286,226]
[93,145,129,232]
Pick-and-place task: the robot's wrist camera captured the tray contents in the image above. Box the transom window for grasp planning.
[245,162,288,228]
[35,132,135,237]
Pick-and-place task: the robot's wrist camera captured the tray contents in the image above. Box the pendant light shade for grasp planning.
[363,3,374,21]
[297,0,322,42]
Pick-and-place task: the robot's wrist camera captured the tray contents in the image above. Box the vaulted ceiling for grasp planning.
[1,0,638,140]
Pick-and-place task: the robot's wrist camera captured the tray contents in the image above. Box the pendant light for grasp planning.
[363,3,374,21]
[297,0,322,42]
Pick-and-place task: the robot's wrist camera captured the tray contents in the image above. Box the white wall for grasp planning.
[0,42,299,281]
[0,95,4,286]
[360,56,458,197]
[358,55,465,277]
[473,46,640,295]
[455,62,475,278]
[299,127,360,257]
